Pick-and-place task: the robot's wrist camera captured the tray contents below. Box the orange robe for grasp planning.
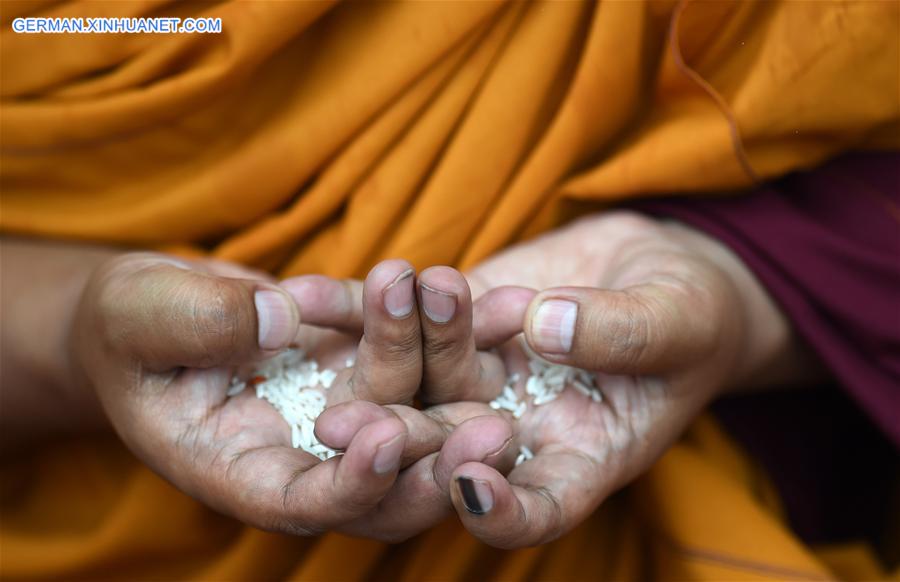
[1,1,897,579]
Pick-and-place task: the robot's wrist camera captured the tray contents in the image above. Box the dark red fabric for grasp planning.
[636,152,900,447]
[633,153,899,548]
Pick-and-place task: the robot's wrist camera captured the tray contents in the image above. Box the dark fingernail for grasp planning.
[420,283,457,323]
[456,476,494,515]
[383,269,415,319]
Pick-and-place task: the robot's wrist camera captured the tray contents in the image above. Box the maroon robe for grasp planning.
[635,152,899,551]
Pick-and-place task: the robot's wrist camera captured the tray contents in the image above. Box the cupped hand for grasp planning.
[440,211,793,548]
[72,254,511,541]
[281,261,523,540]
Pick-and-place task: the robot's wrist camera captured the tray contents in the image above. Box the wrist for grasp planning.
[0,238,117,450]
[661,220,818,391]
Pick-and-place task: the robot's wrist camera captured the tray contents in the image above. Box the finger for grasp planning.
[315,400,445,467]
[339,413,515,542]
[415,400,520,477]
[450,447,605,549]
[280,275,364,333]
[315,399,515,471]
[88,254,299,372]
[330,259,422,405]
[221,415,408,535]
[416,266,507,404]
[471,285,536,349]
[318,401,515,477]
[314,400,392,449]
[524,284,717,374]
[431,414,514,486]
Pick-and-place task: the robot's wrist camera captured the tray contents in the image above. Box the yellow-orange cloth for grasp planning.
[1,1,898,580]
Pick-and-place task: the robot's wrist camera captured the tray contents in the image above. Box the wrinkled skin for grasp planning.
[441,211,792,548]
[65,210,794,547]
[72,255,512,541]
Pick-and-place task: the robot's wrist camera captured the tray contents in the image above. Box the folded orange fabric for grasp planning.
[1,1,897,579]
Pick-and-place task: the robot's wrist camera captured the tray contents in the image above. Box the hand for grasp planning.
[441,211,799,547]
[72,254,511,540]
[280,261,530,540]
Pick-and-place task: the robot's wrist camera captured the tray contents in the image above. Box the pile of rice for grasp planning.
[229,344,603,468]
[489,346,603,466]
[227,349,340,461]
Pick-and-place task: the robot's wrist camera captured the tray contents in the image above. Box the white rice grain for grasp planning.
[532,392,558,406]
[226,379,246,397]
[515,445,534,466]
[572,379,592,397]
[513,401,527,419]
[231,349,339,461]
[291,424,301,449]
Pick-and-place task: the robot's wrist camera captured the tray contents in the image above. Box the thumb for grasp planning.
[524,285,711,374]
[89,254,300,372]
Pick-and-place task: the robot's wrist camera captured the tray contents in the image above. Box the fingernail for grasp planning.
[457,477,493,515]
[254,289,296,350]
[383,269,415,319]
[483,436,513,461]
[372,434,405,474]
[420,283,457,323]
[532,299,577,354]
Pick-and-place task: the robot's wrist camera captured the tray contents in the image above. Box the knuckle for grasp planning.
[333,488,380,518]
[351,357,420,403]
[422,338,480,400]
[423,333,461,359]
[198,280,243,357]
[423,366,475,403]
[182,280,245,365]
[616,304,653,369]
[585,293,654,372]
[378,333,421,363]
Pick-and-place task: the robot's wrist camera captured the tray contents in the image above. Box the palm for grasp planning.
[141,325,360,531]
[494,333,672,491]
[470,213,678,448]
[453,212,741,544]
[156,320,509,540]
